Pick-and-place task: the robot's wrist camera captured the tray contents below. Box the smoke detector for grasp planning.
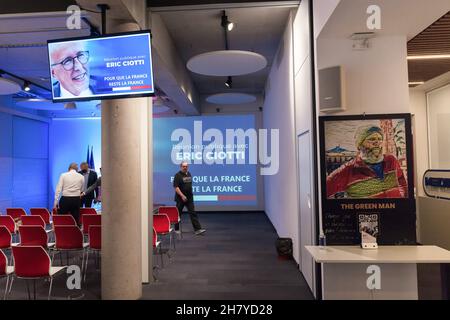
[350,32,375,50]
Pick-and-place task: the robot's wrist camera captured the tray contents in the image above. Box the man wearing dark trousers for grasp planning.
[173,162,206,235]
[54,162,84,225]
[79,162,98,208]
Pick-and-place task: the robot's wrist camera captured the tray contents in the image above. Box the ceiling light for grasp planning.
[407,54,450,60]
[225,76,232,88]
[408,81,425,86]
[221,11,234,32]
[23,81,31,92]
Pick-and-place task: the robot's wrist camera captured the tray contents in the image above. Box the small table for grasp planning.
[305,245,450,300]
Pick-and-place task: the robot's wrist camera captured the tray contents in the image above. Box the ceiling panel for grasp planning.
[408,11,450,86]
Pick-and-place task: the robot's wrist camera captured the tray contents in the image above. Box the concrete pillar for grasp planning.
[101,21,144,300]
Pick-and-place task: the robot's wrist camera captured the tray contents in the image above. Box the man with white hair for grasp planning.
[326,126,407,199]
[49,42,95,98]
[54,162,84,225]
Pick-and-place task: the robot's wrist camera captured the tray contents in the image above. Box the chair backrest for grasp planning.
[152,227,157,248]
[0,215,16,234]
[0,250,7,276]
[21,215,45,228]
[30,208,51,224]
[158,206,180,224]
[19,226,48,248]
[6,208,26,221]
[0,225,12,249]
[54,226,83,250]
[12,246,50,278]
[89,225,101,250]
[153,214,170,234]
[80,208,97,216]
[82,214,101,235]
[53,215,76,226]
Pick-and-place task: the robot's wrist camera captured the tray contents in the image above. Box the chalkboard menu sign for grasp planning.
[319,114,416,245]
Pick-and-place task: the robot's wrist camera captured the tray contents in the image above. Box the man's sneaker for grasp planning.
[194,229,206,236]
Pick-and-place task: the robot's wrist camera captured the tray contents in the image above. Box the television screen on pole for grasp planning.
[47,31,154,102]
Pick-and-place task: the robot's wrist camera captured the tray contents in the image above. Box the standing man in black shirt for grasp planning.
[173,161,206,235]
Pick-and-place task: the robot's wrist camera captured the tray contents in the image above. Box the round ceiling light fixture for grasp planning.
[206,93,256,105]
[187,50,267,76]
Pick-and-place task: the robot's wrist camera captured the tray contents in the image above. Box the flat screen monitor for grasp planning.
[47,30,154,102]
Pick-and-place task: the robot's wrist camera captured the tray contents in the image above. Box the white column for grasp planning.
[101,21,144,300]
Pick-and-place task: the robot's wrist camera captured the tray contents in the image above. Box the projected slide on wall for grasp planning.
[154,115,258,207]
[48,32,154,102]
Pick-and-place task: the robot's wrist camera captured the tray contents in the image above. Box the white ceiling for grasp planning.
[319,0,450,40]
[157,5,293,96]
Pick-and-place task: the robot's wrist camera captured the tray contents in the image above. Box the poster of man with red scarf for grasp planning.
[319,114,416,245]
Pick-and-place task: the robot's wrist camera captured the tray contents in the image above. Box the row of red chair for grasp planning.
[0,224,101,299]
[4,207,98,225]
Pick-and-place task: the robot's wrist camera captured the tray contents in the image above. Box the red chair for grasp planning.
[84,225,101,281]
[0,226,18,254]
[0,250,14,300]
[9,246,66,300]
[81,214,101,235]
[6,208,26,222]
[158,206,182,238]
[19,226,54,250]
[152,227,164,269]
[53,226,87,271]
[30,208,52,225]
[153,214,175,251]
[21,215,45,228]
[0,216,18,242]
[52,215,77,226]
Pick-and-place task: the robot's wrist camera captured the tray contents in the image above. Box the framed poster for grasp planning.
[319,113,416,245]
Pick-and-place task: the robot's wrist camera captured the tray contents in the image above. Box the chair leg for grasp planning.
[48,277,53,300]
[33,279,36,300]
[7,276,14,297]
[4,276,9,300]
[84,250,89,282]
[26,280,30,300]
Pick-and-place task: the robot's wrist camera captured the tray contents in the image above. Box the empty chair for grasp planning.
[52,215,76,227]
[81,214,101,236]
[21,215,45,228]
[30,208,52,225]
[6,208,26,222]
[0,226,18,254]
[53,226,87,270]
[84,225,101,281]
[19,226,54,250]
[0,250,14,300]
[153,214,175,251]
[9,246,66,300]
[152,227,165,269]
[0,216,18,242]
[158,206,182,238]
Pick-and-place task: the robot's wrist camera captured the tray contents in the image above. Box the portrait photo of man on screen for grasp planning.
[49,42,97,98]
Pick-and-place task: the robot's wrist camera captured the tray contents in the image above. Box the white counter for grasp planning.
[305,245,450,300]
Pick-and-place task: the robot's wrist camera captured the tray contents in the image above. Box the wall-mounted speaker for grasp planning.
[318,66,346,113]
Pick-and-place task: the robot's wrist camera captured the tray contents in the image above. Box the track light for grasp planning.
[225,76,232,88]
[23,81,31,92]
[221,11,234,32]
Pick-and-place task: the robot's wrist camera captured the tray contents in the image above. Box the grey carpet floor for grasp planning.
[142,212,314,300]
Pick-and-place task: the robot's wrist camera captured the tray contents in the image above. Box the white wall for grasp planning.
[409,89,428,197]
[317,36,410,115]
[313,0,340,39]
[262,11,300,260]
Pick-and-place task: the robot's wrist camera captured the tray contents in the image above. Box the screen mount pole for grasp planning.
[97,4,110,35]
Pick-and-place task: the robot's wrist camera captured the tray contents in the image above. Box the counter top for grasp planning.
[305,245,450,264]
